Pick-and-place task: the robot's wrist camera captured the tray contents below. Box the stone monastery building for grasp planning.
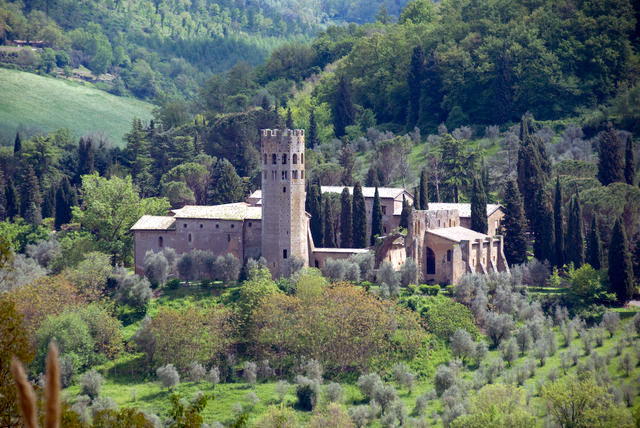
[132,129,509,284]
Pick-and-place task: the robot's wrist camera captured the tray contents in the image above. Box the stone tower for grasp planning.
[261,128,308,276]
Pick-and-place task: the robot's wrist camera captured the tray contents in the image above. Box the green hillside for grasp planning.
[0,68,154,146]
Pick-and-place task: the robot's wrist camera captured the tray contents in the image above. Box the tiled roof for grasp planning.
[426,203,502,218]
[171,203,262,220]
[130,215,176,231]
[426,226,490,242]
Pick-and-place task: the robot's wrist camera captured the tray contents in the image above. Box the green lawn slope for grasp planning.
[0,68,154,146]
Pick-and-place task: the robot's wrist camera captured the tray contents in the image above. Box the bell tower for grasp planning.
[260,128,308,276]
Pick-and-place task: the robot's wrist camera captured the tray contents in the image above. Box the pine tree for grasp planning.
[597,123,624,185]
[13,132,21,155]
[553,177,565,267]
[517,114,550,226]
[5,178,19,220]
[608,219,634,304]
[207,159,244,205]
[586,214,602,270]
[625,136,635,185]
[42,183,57,219]
[371,186,383,245]
[407,46,425,129]
[565,194,584,268]
[308,184,323,247]
[471,176,488,234]
[340,188,352,248]
[419,169,428,211]
[286,107,294,129]
[20,167,42,224]
[400,195,411,229]
[502,179,528,265]
[333,76,355,138]
[55,176,74,229]
[323,198,336,248]
[533,187,554,264]
[352,182,367,248]
[308,108,319,149]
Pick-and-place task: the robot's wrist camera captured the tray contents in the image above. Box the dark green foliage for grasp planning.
[407,46,425,129]
[76,137,95,184]
[340,188,352,248]
[371,187,383,245]
[13,132,21,155]
[55,177,74,229]
[419,169,428,211]
[308,184,323,247]
[625,136,635,185]
[533,187,554,264]
[597,123,625,186]
[323,198,336,248]
[400,196,411,229]
[333,76,355,137]
[566,194,585,268]
[586,215,602,270]
[632,240,640,285]
[502,179,528,265]
[553,178,565,267]
[441,134,474,203]
[470,176,487,234]
[608,219,634,304]
[366,165,380,187]
[308,108,319,149]
[20,167,42,225]
[42,183,57,219]
[517,114,550,225]
[207,159,245,205]
[352,182,367,248]
[5,179,19,220]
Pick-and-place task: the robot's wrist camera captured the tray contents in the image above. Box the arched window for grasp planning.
[292,153,298,164]
[301,153,304,164]
[158,236,163,248]
[272,154,277,164]
[282,153,287,164]
[426,247,436,275]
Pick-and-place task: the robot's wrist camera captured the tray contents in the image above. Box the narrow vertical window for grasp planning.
[282,153,287,164]
[283,186,287,193]
[272,154,276,164]
[264,153,267,164]
[283,249,288,259]
[158,236,163,248]
[188,233,192,243]
[301,153,304,164]
[293,153,298,164]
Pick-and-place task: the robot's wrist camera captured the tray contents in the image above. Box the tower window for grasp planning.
[272,154,277,164]
[264,153,267,164]
[301,153,304,164]
[283,186,287,193]
[200,224,203,228]
[231,224,235,228]
[283,249,288,259]
[216,224,219,229]
[158,236,163,248]
[227,234,231,242]
[282,171,288,180]
[301,171,304,179]
[292,170,298,179]
[183,223,187,228]
[282,153,287,164]
[248,222,252,227]
[188,233,192,243]
[293,153,298,164]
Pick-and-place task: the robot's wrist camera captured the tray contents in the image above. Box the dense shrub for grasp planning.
[80,369,104,399]
[143,250,169,287]
[157,364,180,390]
[418,295,478,340]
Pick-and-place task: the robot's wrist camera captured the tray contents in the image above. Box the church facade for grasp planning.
[131,128,509,284]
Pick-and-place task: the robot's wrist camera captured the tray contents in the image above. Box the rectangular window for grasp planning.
[292,170,298,179]
[283,249,288,259]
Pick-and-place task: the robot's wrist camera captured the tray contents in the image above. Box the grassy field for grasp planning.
[0,68,154,146]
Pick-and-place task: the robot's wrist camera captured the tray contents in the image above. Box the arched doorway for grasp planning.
[426,247,436,275]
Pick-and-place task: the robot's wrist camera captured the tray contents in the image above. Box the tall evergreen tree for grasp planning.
[586,214,602,270]
[340,188,352,248]
[0,169,6,221]
[20,167,42,224]
[553,177,565,267]
[407,46,425,129]
[533,187,554,263]
[517,114,550,225]
[441,134,473,203]
[207,159,244,205]
[493,41,514,124]
[371,186,383,245]
[413,186,420,210]
[55,176,74,229]
[419,169,428,211]
[13,132,21,155]
[286,107,294,129]
[308,184,323,247]
[333,76,355,138]
[42,183,56,219]
[597,123,624,185]
[400,195,411,229]
[352,182,367,248]
[502,179,528,265]
[76,137,95,184]
[625,136,635,185]
[608,219,634,304]
[632,240,640,286]
[471,176,488,234]
[366,165,380,188]
[5,178,19,220]
[323,198,336,248]
[308,108,319,149]
[565,194,585,268]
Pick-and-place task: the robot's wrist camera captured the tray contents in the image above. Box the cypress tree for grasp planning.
[13,132,21,155]
[42,183,57,219]
[286,107,294,129]
[625,136,635,185]
[407,46,425,129]
[502,179,528,265]
[308,108,319,149]
[308,184,323,247]
[323,198,336,248]
[553,177,565,267]
[565,194,584,268]
[517,114,550,226]
[340,188,352,247]
[632,240,640,285]
[608,219,634,304]
[419,169,428,211]
[55,176,74,229]
[400,195,411,229]
[20,167,42,224]
[371,186,383,245]
[413,186,420,210]
[471,176,488,234]
[0,169,6,220]
[366,165,380,187]
[586,214,602,270]
[76,137,95,184]
[333,76,355,138]
[5,178,19,220]
[597,122,624,185]
[352,182,367,248]
[533,187,554,264]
